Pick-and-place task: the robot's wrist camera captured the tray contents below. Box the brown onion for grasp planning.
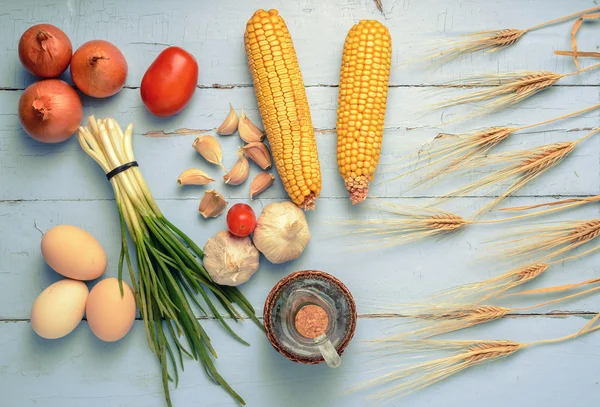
[18,24,72,78]
[18,79,83,143]
[70,40,127,98]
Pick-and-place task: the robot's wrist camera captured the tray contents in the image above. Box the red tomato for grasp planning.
[227,204,257,237]
[140,46,198,117]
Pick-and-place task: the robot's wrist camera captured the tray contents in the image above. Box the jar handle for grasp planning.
[316,336,341,368]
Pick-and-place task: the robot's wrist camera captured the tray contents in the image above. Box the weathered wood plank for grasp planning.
[1,1,600,406]
[1,316,599,407]
[1,86,598,201]
[0,0,598,88]
[2,197,599,320]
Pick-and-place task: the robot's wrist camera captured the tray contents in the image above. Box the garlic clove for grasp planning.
[198,190,228,218]
[192,135,226,171]
[242,142,272,170]
[238,109,265,143]
[217,103,239,136]
[223,152,250,185]
[250,172,275,199]
[177,168,215,186]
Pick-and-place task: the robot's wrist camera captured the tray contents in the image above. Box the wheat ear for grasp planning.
[425,6,600,64]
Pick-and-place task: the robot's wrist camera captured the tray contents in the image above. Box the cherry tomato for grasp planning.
[140,46,198,117]
[227,204,257,237]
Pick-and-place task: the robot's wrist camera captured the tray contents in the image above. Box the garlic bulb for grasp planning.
[203,230,260,286]
[253,201,310,264]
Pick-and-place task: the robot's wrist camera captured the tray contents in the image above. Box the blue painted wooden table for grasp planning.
[1,0,600,406]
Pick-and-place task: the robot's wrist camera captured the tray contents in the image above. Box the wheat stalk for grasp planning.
[499,195,600,216]
[417,263,549,307]
[431,64,600,121]
[332,201,472,248]
[378,271,600,340]
[400,244,600,316]
[505,276,600,300]
[358,315,600,402]
[437,128,600,218]
[381,305,512,340]
[384,127,517,191]
[428,29,527,64]
[425,6,600,64]
[569,12,600,70]
[498,218,600,263]
[433,71,564,116]
[383,104,600,191]
[359,339,527,401]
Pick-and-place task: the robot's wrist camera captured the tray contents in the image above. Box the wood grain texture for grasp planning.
[1,0,600,406]
[0,0,599,88]
[1,86,599,201]
[1,197,600,320]
[2,317,600,407]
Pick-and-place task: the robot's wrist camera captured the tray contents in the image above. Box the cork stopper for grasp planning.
[295,305,329,339]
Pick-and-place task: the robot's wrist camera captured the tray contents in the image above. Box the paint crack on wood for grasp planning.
[33,220,44,236]
[143,128,212,137]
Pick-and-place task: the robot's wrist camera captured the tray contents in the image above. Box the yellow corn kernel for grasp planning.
[244,9,322,210]
[336,20,391,204]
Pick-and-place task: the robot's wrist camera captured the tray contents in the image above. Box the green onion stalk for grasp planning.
[78,116,261,406]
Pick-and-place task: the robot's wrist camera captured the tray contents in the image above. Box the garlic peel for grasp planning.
[178,168,215,186]
[239,109,264,143]
[203,230,259,286]
[250,172,275,199]
[223,153,250,185]
[217,103,239,136]
[199,190,228,218]
[253,201,310,264]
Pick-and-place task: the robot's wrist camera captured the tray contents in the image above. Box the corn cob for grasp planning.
[244,9,322,210]
[336,20,392,204]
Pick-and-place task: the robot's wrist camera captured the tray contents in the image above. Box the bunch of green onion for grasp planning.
[78,116,260,406]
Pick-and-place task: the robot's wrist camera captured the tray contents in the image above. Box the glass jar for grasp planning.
[263,270,357,367]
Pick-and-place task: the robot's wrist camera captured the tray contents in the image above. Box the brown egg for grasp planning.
[41,225,107,281]
[86,278,136,342]
[31,279,88,339]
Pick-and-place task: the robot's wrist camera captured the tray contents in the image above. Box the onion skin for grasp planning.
[18,79,83,143]
[18,24,72,78]
[70,40,128,98]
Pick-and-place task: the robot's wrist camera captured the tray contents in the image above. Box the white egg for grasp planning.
[31,279,88,339]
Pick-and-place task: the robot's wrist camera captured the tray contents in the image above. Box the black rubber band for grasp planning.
[106,161,139,180]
